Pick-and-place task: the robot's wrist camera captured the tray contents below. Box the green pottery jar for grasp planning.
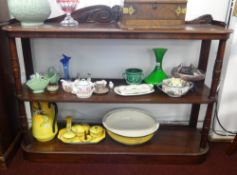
[123,68,144,85]
[8,0,51,26]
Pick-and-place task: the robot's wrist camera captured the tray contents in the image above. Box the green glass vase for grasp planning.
[144,48,168,85]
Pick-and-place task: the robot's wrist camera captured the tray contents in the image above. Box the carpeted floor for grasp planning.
[1,142,237,175]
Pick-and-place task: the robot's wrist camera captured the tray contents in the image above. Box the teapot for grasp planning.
[72,79,95,98]
[32,102,58,142]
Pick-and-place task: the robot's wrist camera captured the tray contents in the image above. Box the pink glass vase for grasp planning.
[56,0,79,26]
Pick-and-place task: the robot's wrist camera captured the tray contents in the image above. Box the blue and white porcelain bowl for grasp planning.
[161,78,193,97]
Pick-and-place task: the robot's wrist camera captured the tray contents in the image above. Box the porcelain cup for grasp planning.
[95,80,107,92]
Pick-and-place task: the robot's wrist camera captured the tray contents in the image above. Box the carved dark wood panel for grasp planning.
[46,5,121,24]
[186,14,226,27]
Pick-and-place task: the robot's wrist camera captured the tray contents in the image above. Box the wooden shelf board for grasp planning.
[18,79,212,104]
[2,23,232,39]
[22,125,208,164]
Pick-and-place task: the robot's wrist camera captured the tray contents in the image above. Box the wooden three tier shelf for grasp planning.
[1,6,233,164]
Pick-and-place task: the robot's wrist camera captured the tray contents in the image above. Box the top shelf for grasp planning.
[2,22,232,40]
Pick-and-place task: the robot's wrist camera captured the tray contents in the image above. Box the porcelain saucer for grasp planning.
[94,87,109,95]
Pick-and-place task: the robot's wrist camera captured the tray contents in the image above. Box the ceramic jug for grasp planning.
[8,0,51,26]
[32,102,58,142]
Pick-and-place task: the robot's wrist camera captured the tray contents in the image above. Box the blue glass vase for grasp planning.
[60,54,71,80]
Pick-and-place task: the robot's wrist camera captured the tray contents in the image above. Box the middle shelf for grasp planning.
[18,79,212,104]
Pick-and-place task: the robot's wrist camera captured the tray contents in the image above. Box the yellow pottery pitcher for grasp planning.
[32,102,58,142]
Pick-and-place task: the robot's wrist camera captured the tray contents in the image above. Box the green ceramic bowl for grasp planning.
[26,78,49,93]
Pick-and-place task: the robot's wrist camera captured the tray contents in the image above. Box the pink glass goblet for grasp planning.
[56,0,79,26]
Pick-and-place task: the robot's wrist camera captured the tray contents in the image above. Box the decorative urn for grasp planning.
[8,0,51,26]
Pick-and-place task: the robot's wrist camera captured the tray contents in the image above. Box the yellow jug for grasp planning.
[32,102,58,142]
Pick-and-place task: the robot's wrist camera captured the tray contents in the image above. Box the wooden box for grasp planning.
[120,0,187,29]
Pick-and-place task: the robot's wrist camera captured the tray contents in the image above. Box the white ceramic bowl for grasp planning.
[47,84,59,93]
[102,108,159,137]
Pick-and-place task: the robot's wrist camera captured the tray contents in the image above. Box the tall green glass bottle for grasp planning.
[144,48,168,85]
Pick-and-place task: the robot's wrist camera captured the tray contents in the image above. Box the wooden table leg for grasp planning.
[226,134,237,155]
[189,40,211,128]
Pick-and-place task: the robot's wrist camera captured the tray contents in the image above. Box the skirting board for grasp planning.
[209,133,235,142]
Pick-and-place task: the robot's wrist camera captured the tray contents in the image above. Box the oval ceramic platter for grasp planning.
[114,84,154,96]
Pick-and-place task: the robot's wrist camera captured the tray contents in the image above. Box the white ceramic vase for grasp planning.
[8,0,51,26]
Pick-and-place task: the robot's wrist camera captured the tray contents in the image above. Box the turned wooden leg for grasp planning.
[189,40,211,128]
[201,40,227,148]
[226,134,237,155]
[8,37,30,145]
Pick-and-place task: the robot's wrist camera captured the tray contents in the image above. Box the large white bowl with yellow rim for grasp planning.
[102,108,159,145]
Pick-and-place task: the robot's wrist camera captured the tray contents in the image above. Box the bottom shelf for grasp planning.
[22,125,209,164]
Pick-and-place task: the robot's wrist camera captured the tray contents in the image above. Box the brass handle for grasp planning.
[123,6,136,16]
[176,6,187,16]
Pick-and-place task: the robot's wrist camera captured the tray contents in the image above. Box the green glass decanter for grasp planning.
[144,48,168,85]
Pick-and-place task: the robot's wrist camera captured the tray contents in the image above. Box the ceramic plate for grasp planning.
[102,108,159,137]
[114,84,154,96]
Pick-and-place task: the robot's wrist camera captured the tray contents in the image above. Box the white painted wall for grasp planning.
[17,0,237,136]
[185,0,230,21]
